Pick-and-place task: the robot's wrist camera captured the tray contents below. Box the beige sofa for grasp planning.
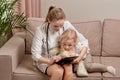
[0,18,120,80]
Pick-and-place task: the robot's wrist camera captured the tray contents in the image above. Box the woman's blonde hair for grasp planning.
[45,6,66,22]
[59,29,78,45]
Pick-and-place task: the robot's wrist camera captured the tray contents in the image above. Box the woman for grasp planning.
[31,6,89,80]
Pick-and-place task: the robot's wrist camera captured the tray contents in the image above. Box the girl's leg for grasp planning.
[84,53,107,72]
[84,54,116,75]
[63,64,73,80]
[47,64,64,80]
[85,62,107,72]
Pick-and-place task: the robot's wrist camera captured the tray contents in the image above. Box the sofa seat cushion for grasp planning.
[13,55,102,80]
[75,77,101,80]
[101,57,120,80]
[13,55,49,80]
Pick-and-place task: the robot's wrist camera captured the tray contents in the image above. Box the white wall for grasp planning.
[41,0,120,20]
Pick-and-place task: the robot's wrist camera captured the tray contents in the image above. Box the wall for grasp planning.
[41,0,120,20]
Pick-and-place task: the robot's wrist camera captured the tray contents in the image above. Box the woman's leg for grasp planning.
[47,64,64,80]
[63,64,73,80]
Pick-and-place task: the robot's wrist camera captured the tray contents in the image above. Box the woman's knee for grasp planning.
[47,64,64,76]
[53,67,64,76]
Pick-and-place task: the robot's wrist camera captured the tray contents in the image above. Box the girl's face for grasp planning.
[60,39,75,51]
[49,19,65,31]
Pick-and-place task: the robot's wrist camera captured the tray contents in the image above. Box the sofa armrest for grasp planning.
[0,32,25,80]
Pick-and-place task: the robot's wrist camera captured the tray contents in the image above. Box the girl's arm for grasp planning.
[73,46,87,63]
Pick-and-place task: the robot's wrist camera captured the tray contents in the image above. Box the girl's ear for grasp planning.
[76,38,80,44]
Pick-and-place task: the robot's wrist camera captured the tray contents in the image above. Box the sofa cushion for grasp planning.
[71,20,102,56]
[26,18,45,54]
[13,55,49,80]
[102,19,120,57]
[101,57,120,80]
[13,55,102,80]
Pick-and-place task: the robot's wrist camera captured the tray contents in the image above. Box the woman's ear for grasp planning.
[48,19,50,23]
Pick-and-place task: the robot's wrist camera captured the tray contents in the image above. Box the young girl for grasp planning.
[50,29,116,76]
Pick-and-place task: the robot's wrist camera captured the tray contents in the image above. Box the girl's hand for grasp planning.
[73,57,81,63]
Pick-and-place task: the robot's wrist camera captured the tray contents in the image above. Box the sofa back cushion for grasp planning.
[102,19,120,57]
[71,20,102,56]
[26,18,44,54]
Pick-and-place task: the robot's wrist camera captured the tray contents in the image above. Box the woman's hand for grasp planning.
[52,55,62,63]
[49,58,56,64]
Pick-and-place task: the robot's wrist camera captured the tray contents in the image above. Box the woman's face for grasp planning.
[49,19,65,31]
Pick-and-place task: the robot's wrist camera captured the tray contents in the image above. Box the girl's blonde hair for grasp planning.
[45,6,66,22]
[59,29,78,45]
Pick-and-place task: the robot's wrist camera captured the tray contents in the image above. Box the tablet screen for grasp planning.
[56,56,78,65]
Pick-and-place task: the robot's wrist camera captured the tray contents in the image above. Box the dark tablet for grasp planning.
[56,56,78,65]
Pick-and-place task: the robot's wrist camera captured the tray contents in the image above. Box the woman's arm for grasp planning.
[31,27,50,64]
[37,57,53,64]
